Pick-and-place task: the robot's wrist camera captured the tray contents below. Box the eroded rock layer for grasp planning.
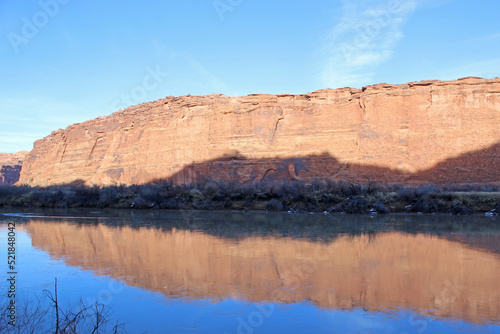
[18,77,500,186]
[0,151,27,185]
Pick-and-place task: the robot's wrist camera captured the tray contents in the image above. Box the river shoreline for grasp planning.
[1,181,499,215]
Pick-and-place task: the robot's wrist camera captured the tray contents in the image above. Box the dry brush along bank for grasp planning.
[1,180,499,215]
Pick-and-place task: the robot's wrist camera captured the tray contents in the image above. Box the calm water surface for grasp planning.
[1,209,500,333]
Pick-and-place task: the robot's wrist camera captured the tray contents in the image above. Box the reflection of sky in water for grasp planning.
[1,213,500,334]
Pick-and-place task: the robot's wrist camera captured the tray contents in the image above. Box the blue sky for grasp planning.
[1,0,499,153]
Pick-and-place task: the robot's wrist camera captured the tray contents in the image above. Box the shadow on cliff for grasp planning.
[161,142,500,185]
[3,142,498,219]
[0,165,22,186]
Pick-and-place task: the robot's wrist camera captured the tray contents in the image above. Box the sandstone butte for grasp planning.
[0,151,27,185]
[18,77,500,186]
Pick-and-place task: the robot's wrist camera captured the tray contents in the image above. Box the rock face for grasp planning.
[18,77,500,186]
[0,151,27,186]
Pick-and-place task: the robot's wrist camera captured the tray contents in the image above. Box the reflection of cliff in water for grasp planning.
[24,216,500,324]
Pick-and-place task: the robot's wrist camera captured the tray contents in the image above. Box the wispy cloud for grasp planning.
[185,53,228,93]
[45,66,64,73]
[440,58,500,80]
[0,96,81,126]
[460,32,500,45]
[0,95,89,152]
[322,0,417,88]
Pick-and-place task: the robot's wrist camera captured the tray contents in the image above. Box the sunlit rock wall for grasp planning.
[18,77,500,186]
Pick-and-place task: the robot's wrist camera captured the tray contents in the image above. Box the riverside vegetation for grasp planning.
[0,279,126,334]
[1,180,499,215]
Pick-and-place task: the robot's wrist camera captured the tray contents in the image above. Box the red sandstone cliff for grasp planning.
[0,151,27,185]
[18,77,500,186]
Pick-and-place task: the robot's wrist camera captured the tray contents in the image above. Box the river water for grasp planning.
[1,209,499,333]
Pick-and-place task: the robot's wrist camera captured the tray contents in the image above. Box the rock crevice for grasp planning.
[0,151,28,185]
